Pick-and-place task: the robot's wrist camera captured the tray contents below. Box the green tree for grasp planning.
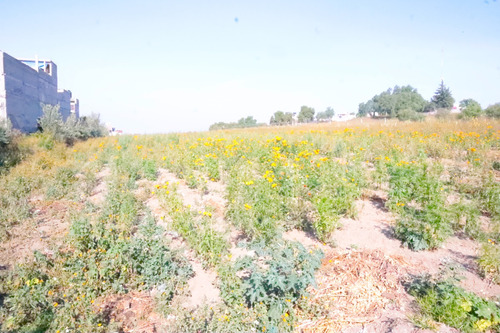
[270,111,293,125]
[459,99,482,119]
[238,116,258,127]
[297,106,315,123]
[358,100,377,117]
[430,81,455,109]
[209,116,261,130]
[485,103,500,119]
[316,107,334,121]
[357,85,427,118]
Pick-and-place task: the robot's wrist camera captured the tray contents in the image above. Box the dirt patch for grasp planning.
[183,260,220,308]
[88,166,111,205]
[283,229,329,251]
[333,199,500,298]
[99,291,167,333]
[0,199,78,269]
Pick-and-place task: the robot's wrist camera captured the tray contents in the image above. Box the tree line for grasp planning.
[358,81,500,121]
[208,81,500,130]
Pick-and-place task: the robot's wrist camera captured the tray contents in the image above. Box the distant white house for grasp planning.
[333,112,356,122]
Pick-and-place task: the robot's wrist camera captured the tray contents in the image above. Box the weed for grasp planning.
[478,240,500,284]
[408,275,500,332]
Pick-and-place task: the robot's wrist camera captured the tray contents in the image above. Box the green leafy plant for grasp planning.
[478,240,500,285]
[408,275,500,332]
[232,241,323,332]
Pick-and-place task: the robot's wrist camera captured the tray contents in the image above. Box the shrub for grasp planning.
[0,119,22,170]
[459,100,483,119]
[485,103,500,119]
[388,163,452,250]
[408,276,500,332]
[0,118,12,146]
[38,104,107,145]
[397,108,425,121]
[229,241,323,332]
[478,240,500,284]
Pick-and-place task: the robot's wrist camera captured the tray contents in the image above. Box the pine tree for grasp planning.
[430,81,455,109]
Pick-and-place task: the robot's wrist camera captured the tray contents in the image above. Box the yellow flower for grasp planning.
[244,204,252,210]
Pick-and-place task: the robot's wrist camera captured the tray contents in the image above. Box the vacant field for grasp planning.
[0,118,499,332]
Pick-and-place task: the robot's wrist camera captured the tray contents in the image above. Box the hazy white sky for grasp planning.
[1,0,499,133]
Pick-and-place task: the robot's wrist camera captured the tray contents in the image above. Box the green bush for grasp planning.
[485,103,500,119]
[38,104,107,145]
[388,163,452,250]
[230,241,323,332]
[459,100,483,119]
[409,276,500,332]
[478,241,500,284]
[0,119,22,170]
[397,108,425,121]
[0,118,12,146]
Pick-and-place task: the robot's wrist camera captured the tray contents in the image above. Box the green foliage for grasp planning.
[0,118,12,146]
[459,99,483,119]
[209,116,262,130]
[430,81,455,110]
[38,104,64,136]
[316,107,334,121]
[0,212,192,332]
[45,166,77,199]
[479,241,500,284]
[0,118,22,170]
[158,183,229,267]
[448,201,481,238]
[396,108,425,121]
[270,111,293,126]
[358,85,427,118]
[38,104,106,144]
[231,241,323,332]
[64,113,107,142]
[387,162,452,250]
[357,99,376,117]
[485,103,500,119]
[297,106,315,123]
[408,276,500,332]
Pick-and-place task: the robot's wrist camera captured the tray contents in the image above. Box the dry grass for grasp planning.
[298,249,411,332]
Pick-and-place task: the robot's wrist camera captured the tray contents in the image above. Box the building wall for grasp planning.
[0,51,73,133]
[70,98,80,118]
[57,89,72,120]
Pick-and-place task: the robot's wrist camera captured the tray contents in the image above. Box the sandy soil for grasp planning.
[0,199,78,269]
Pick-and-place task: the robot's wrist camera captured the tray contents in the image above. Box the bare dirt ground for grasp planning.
[0,199,79,269]
[98,291,168,333]
[88,166,111,205]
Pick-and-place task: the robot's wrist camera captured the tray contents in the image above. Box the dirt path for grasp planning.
[142,168,231,309]
[88,166,111,205]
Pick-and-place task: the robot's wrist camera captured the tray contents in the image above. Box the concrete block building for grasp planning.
[0,51,79,132]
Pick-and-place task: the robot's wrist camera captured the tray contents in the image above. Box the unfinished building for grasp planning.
[0,50,79,132]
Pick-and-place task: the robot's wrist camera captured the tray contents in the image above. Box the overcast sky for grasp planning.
[1,0,499,133]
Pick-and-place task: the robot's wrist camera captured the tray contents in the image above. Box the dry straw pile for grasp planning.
[298,249,410,332]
